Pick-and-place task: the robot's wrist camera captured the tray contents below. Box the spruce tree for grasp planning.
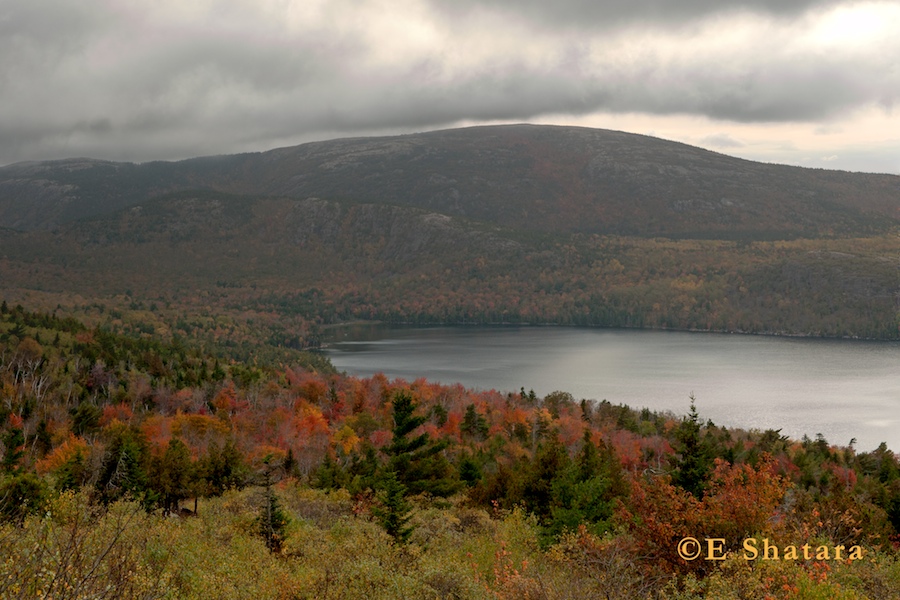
[94,425,154,507]
[257,456,289,553]
[152,438,193,513]
[671,397,713,497]
[544,428,622,543]
[461,404,488,440]
[200,438,247,496]
[1,426,25,473]
[385,391,460,497]
[0,473,47,524]
[522,431,570,521]
[373,470,414,544]
[458,454,483,487]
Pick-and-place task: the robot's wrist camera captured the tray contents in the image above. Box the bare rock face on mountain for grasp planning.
[1,124,898,239]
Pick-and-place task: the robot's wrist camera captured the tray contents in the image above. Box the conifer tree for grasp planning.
[0,472,47,524]
[385,391,460,497]
[95,425,154,507]
[373,469,414,544]
[312,453,345,490]
[1,425,25,474]
[200,438,247,497]
[152,437,193,513]
[671,397,713,497]
[522,431,570,521]
[461,404,488,440]
[544,428,622,542]
[458,454,483,487]
[257,456,289,553]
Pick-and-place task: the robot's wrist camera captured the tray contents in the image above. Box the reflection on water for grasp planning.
[323,325,900,452]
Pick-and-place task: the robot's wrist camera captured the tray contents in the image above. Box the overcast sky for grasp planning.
[2,0,898,173]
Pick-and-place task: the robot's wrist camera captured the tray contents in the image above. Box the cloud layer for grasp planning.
[1,0,897,172]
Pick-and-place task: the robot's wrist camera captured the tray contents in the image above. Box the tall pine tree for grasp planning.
[384,391,460,497]
[671,397,713,497]
[257,455,289,553]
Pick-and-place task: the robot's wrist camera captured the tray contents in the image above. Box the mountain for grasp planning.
[1,124,898,238]
[0,125,898,342]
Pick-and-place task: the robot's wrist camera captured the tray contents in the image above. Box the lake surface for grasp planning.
[323,326,900,452]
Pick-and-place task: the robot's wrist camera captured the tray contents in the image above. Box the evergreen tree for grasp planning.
[373,469,414,544]
[385,391,460,497]
[71,401,103,437]
[312,453,345,490]
[671,397,713,497]
[95,425,154,507]
[458,454,483,487]
[1,425,25,473]
[257,456,289,553]
[521,431,570,521]
[56,447,89,492]
[34,419,53,458]
[152,437,194,513]
[283,448,298,478]
[543,429,623,543]
[575,428,601,481]
[200,438,247,497]
[580,398,593,423]
[0,472,47,524]
[461,404,488,440]
[346,445,380,496]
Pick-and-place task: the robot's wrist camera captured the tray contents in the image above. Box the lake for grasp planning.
[323,325,900,452]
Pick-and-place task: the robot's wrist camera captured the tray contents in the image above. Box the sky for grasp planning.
[1,0,899,173]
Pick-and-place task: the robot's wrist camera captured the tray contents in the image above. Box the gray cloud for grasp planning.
[0,0,897,172]
[429,0,848,28]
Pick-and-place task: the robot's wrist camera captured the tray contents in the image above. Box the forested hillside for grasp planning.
[0,191,897,343]
[2,125,899,238]
[3,304,900,598]
[1,125,898,341]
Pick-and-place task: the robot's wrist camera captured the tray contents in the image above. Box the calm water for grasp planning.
[323,326,900,452]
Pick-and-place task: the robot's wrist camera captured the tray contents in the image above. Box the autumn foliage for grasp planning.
[2,304,900,597]
[618,457,789,576]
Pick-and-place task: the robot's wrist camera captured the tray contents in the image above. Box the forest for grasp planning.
[2,125,899,348]
[3,302,900,599]
[2,192,898,349]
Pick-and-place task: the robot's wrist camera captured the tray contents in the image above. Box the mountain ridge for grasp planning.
[1,124,897,341]
[2,124,898,238]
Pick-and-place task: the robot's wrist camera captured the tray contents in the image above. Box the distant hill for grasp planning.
[2,124,898,238]
[0,125,897,341]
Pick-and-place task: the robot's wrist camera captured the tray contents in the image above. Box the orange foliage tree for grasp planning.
[617,456,790,576]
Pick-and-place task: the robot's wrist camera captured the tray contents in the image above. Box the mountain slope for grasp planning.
[2,124,898,238]
[0,125,897,341]
[1,189,896,340]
